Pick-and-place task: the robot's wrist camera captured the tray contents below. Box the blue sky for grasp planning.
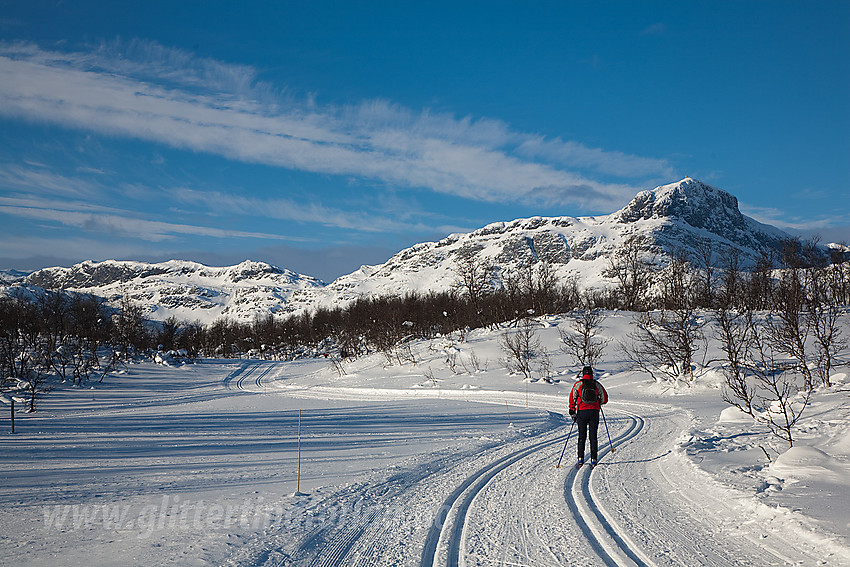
[1,1,848,281]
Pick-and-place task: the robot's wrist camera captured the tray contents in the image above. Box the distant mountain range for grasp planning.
[21,260,323,324]
[7,179,798,323]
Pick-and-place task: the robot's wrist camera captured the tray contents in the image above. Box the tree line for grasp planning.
[1,236,848,417]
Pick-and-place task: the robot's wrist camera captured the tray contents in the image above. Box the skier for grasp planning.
[568,366,608,467]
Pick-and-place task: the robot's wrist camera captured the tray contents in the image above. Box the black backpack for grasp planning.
[580,378,598,404]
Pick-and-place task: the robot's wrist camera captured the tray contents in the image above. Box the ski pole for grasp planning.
[556,418,576,468]
[601,407,615,453]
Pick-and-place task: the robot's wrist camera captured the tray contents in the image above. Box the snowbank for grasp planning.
[770,446,850,484]
[717,406,753,424]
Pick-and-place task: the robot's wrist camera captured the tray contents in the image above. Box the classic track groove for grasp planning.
[563,412,650,567]
[419,430,570,567]
[420,410,647,567]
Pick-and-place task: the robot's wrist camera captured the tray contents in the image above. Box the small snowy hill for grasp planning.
[0,269,28,284]
[295,178,793,311]
[16,179,797,321]
[25,259,324,324]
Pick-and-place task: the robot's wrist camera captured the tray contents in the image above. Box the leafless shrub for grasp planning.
[452,253,494,305]
[460,350,486,374]
[536,350,554,383]
[722,318,811,447]
[559,309,608,369]
[694,239,716,308]
[330,356,347,377]
[499,317,540,380]
[423,365,439,387]
[808,260,848,387]
[810,302,847,387]
[620,308,707,383]
[715,307,755,413]
[604,235,656,311]
[766,268,814,390]
[445,349,460,374]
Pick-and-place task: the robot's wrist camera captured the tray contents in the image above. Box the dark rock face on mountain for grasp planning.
[618,178,745,228]
[28,262,170,289]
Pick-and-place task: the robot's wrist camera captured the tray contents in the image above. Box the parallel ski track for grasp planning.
[563,412,650,567]
[420,410,646,567]
[236,362,274,390]
[223,361,253,390]
[256,364,272,389]
[222,361,275,391]
[235,363,257,390]
[418,431,570,567]
[304,508,382,567]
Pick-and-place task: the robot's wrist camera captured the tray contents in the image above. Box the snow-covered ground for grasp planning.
[1,313,848,566]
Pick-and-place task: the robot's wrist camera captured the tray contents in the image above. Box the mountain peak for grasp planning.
[616,177,745,230]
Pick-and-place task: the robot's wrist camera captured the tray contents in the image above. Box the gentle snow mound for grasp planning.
[770,446,850,483]
[717,406,752,424]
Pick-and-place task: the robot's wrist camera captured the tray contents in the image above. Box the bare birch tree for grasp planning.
[559,309,608,369]
[499,316,540,380]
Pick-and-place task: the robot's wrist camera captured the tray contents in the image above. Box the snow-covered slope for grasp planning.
[0,269,28,284]
[18,179,796,321]
[25,259,324,324]
[2,315,848,566]
[295,178,793,310]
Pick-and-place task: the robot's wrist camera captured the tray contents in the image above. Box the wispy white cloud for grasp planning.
[516,137,675,178]
[0,164,104,199]
[0,40,673,211]
[0,194,305,242]
[75,166,107,175]
[0,159,468,241]
[740,203,850,232]
[0,234,151,263]
[169,188,452,234]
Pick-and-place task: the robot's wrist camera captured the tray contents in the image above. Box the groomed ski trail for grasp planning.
[451,409,647,567]
[225,381,845,566]
[418,429,574,567]
[587,404,843,566]
[562,411,652,567]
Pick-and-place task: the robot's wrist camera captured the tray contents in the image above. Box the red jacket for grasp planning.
[569,377,608,411]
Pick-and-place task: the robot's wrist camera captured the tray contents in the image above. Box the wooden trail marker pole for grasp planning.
[297,409,302,494]
[505,400,513,427]
[10,398,14,434]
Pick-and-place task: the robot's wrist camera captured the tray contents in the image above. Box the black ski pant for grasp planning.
[576,409,600,461]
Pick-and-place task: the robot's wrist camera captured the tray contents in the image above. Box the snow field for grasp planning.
[1,358,553,566]
[1,312,848,565]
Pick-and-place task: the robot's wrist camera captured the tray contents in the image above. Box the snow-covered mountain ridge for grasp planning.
[291,178,794,311]
[16,179,799,321]
[23,259,324,324]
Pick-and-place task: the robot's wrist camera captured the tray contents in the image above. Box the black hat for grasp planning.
[581,366,593,377]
